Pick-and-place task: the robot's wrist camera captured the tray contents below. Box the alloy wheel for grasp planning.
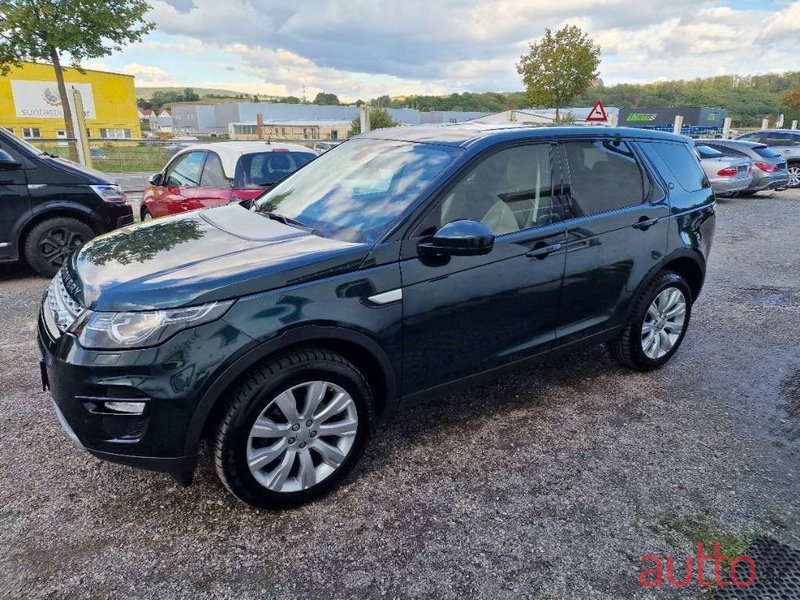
[788,165,800,188]
[641,287,687,360]
[39,226,85,269]
[246,380,358,493]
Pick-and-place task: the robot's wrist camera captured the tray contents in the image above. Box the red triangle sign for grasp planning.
[586,99,608,122]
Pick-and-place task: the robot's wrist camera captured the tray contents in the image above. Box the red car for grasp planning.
[140,142,317,220]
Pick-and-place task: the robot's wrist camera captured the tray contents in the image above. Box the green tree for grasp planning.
[313,92,340,105]
[0,0,153,161]
[350,107,398,134]
[516,25,600,120]
[781,85,800,121]
[183,87,199,102]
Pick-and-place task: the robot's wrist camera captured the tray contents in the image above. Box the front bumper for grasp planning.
[37,303,253,478]
[96,202,134,233]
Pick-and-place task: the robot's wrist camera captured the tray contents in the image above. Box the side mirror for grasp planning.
[418,220,495,257]
[0,150,21,170]
[148,172,163,186]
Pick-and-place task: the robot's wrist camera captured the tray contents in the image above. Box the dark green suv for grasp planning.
[38,125,715,508]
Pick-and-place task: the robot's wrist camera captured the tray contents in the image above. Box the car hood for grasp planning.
[67,204,370,311]
[43,155,117,185]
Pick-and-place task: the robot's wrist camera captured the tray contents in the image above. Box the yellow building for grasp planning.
[0,61,141,140]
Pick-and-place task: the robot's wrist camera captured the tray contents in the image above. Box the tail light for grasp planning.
[754,161,776,173]
[717,167,737,177]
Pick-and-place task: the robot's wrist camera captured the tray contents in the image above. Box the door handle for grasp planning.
[632,216,659,231]
[526,242,562,259]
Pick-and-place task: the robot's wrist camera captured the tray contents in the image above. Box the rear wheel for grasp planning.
[787,163,800,188]
[23,217,95,277]
[606,271,692,371]
[214,348,373,508]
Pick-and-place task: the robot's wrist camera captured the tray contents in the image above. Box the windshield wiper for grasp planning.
[262,211,313,232]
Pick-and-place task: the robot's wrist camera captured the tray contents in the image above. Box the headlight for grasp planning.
[90,184,127,203]
[74,300,233,349]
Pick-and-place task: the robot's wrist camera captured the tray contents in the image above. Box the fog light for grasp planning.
[103,401,146,415]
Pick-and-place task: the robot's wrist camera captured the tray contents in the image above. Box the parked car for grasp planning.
[0,128,132,277]
[694,144,752,195]
[696,138,789,194]
[313,141,341,153]
[39,126,715,508]
[140,142,317,220]
[736,129,800,187]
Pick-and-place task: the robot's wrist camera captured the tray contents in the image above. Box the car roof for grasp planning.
[357,123,687,148]
[697,138,764,148]
[176,141,317,178]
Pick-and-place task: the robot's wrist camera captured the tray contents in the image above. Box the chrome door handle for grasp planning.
[526,242,562,259]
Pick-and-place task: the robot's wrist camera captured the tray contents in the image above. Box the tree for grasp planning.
[0,0,153,161]
[350,107,398,135]
[182,87,199,102]
[313,92,340,105]
[516,25,600,120]
[781,85,800,121]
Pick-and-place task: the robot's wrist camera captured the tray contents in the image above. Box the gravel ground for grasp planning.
[1,190,799,599]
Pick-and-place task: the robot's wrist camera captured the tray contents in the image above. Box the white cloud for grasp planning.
[119,0,800,100]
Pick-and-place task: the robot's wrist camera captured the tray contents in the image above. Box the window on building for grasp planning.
[562,140,647,216]
[4,128,13,134]
[22,128,41,138]
[99,128,132,139]
[438,144,563,235]
[330,130,338,140]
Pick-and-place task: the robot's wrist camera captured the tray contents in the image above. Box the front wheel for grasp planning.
[607,271,692,371]
[214,348,373,508]
[23,217,95,277]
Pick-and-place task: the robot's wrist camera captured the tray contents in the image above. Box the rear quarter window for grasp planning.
[650,142,708,192]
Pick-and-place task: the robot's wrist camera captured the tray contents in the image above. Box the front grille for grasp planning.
[46,270,84,334]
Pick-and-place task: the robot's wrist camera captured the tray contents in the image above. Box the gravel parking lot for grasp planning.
[1,190,799,598]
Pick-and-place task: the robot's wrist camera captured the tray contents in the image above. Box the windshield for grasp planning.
[695,145,723,159]
[254,138,460,243]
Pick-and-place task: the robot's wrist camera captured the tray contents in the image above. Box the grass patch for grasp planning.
[650,512,760,598]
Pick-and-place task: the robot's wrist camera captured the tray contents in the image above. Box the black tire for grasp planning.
[23,217,95,277]
[140,207,152,221]
[606,270,692,371]
[214,348,374,508]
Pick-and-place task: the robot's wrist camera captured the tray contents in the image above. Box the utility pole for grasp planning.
[359,105,370,133]
[71,87,91,167]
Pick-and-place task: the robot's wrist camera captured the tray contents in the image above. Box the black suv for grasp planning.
[0,128,133,276]
[38,126,715,508]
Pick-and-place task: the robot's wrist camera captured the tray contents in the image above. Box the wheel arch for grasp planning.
[184,325,399,457]
[18,206,101,262]
[625,249,706,323]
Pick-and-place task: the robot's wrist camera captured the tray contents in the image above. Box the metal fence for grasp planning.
[27,137,319,174]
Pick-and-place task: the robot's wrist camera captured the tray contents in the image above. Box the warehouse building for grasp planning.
[229,119,352,141]
[0,61,141,140]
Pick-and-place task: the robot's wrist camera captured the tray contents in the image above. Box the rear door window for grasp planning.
[561,140,646,217]
[650,142,708,192]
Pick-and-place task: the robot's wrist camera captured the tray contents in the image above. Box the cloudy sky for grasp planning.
[87,0,799,101]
